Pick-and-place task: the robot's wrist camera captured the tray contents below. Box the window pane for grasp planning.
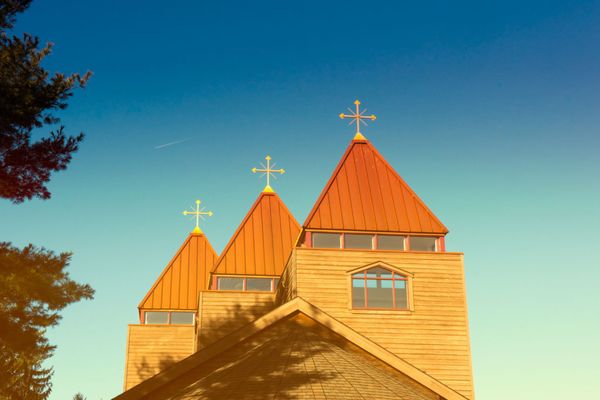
[352,278,365,288]
[352,280,366,308]
[365,267,393,278]
[377,235,405,250]
[367,285,393,308]
[410,236,437,251]
[273,278,280,289]
[170,312,194,325]
[394,280,408,309]
[344,234,373,249]
[246,278,273,291]
[217,277,244,291]
[145,311,168,324]
[312,233,341,248]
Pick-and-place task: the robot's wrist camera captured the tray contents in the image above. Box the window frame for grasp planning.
[306,231,445,252]
[347,262,414,312]
[143,310,196,325]
[212,275,279,292]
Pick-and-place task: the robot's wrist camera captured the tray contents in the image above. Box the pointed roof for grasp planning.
[114,298,467,400]
[139,232,217,311]
[211,191,300,276]
[304,138,448,234]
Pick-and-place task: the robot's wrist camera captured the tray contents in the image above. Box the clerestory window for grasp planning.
[144,311,195,325]
[351,266,409,310]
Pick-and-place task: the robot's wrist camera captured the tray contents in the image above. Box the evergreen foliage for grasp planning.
[0,2,94,398]
[0,243,94,399]
[0,0,91,203]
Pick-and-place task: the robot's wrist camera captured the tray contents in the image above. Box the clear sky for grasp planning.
[2,1,599,398]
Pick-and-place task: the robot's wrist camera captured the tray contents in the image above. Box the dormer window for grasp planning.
[350,265,411,310]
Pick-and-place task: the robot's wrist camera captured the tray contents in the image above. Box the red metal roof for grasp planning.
[211,191,301,276]
[139,232,217,311]
[303,138,448,234]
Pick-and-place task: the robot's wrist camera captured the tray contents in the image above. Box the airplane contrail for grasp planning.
[154,138,191,149]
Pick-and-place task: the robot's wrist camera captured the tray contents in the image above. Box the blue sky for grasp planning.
[1,1,599,398]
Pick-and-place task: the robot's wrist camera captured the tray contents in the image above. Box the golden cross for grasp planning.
[182,199,213,234]
[252,155,285,193]
[339,99,377,140]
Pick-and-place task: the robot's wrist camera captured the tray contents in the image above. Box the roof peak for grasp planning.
[303,138,448,234]
[211,189,300,276]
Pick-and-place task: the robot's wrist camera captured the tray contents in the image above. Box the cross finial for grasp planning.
[251,155,285,193]
[182,199,213,234]
[339,99,377,140]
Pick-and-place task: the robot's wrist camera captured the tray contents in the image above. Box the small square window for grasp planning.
[170,312,195,325]
[217,277,244,291]
[410,236,437,251]
[344,234,373,249]
[246,278,273,291]
[312,233,341,248]
[145,311,169,324]
[377,235,405,250]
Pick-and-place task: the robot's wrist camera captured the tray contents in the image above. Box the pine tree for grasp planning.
[1,3,94,397]
[0,0,91,203]
[0,243,94,399]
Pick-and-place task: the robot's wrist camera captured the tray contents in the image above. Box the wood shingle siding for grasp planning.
[123,325,195,390]
[196,291,276,349]
[284,247,474,399]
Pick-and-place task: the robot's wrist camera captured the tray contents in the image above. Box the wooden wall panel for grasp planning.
[197,291,276,349]
[287,248,473,400]
[123,325,195,390]
[275,250,296,305]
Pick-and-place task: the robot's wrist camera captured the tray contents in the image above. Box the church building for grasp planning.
[116,101,474,400]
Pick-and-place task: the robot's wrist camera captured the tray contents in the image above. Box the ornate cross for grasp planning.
[252,155,285,193]
[182,199,213,234]
[339,99,377,140]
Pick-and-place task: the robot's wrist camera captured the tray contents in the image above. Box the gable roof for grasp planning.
[115,297,467,400]
[211,191,300,276]
[303,138,448,234]
[138,232,217,311]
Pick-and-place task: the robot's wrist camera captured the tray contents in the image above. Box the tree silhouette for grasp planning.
[0,0,91,203]
[0,243,94,399]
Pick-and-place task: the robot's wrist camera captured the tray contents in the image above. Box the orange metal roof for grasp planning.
[211,191,301,276]
[139,232,217,311]
[303,138,448,234]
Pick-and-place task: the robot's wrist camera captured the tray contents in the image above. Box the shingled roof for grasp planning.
[303,138,448,234]
[114,298,467,400]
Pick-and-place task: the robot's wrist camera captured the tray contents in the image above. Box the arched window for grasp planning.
[351,266,408,309]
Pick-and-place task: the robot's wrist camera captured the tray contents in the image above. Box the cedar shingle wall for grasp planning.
[197,291,276,349]
[289,248,474,399]
[124,325,195,390]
